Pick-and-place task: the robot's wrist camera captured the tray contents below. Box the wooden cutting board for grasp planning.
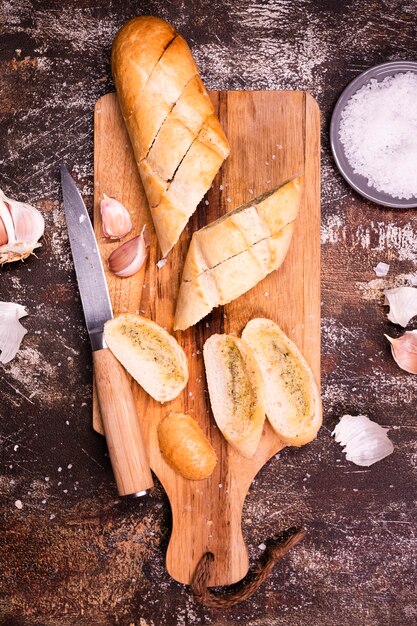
[93,90,320,586]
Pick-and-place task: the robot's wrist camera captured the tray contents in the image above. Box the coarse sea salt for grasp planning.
[339,72,417,199]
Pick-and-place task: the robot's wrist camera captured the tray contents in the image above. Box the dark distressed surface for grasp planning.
[1,1,416,625]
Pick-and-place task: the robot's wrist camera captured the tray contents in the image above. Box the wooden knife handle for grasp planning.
[93,347,154,496]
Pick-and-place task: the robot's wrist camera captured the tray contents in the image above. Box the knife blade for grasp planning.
[60,165,153,497]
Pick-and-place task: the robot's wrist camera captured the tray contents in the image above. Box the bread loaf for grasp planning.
[111,16,230,257]
[104,314,188,402]
[242,318,322,446]
[158,412,217,480]
[203,334,265,458]
[174,176,303,330]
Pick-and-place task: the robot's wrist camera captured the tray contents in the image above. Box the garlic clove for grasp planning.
[385,330,417,374]
[384,286,417,327]
[108,225,149,277]
[332,414,393,467]
[100,194,132,239]
[0,209,8,245]
[0,301,28,364]
[0,189,45,264]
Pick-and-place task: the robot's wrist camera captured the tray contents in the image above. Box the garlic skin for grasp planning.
[0,302,28,364]
[108,224,149,277]
[374,261,389,277]
[385,331,417,374]
[100,194,132,239]
[0,190,45,264]
[384,286,417,327]
[332,415,394,467]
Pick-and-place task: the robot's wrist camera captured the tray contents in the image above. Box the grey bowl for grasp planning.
[330,60,417,209]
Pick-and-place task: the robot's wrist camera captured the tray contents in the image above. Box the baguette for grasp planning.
[158,412,217,480]
[111,16,230,257]
[203,334,265,458]
[241,318,322,446]
[174,177,303,330]
[104,314,188,402]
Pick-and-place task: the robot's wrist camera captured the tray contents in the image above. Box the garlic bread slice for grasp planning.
[242,318,321,446]
[203,334,265,458]
[104,314,188,402]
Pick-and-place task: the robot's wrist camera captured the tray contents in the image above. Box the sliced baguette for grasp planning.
[104,314,188,402]
[158,412,217,480]
[174,177,302,330]
[241,318,322,446]
[111,16,230,257]
[175,223,295,330]
[203,334,265,458]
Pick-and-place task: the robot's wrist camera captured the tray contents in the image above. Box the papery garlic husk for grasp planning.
[0,301,28,364]
[385,330,417,374]
[108,225,149,277]
[0,189,45,264]
[100,194,132,239]
[332,414,394,467]
[384,286,417,327]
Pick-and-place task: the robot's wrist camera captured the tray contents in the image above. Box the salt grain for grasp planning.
[15,500,23,509]
[339,72,417,199]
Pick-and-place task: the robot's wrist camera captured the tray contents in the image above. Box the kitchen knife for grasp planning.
[60,164,153,497]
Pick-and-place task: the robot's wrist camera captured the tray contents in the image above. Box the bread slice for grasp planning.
[203,334,265,458]
[242,318,322,446]
[104,314,188,402]
[111,17,230,257]
[158,412,217,480]
[174,177,302,330]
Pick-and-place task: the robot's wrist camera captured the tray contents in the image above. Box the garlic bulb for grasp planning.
[0,301,28,364]
[384,286,417,327]
[108,225,149,277]
[0,189,45,264]
[332,415,394,467]
[385,331,417,374]
[100,194,132,239]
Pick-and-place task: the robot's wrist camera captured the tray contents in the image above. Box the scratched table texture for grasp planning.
[0,1,416,625]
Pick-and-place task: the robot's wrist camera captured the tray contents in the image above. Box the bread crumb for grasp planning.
[226,197,232,203]
[15,500,23,509]
[264,291,269,297]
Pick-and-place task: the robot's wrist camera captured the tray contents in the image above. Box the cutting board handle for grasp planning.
[164,478,249,586]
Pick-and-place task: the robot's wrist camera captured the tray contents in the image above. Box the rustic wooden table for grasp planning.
[1,2,416,625]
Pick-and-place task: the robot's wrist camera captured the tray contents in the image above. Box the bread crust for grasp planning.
[111,16,177,118]
[158,412,217,480]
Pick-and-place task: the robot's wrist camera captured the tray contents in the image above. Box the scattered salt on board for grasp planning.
[339,72,417,199]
